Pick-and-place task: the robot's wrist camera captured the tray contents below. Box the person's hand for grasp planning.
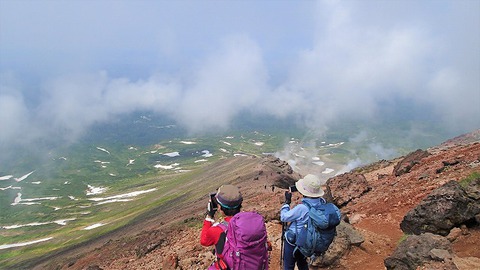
[206,201,217,218]
[284,191,292,205]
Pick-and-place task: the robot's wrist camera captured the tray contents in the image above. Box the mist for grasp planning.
[1,0,479,154]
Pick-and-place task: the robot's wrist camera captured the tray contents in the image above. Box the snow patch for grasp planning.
[88,188,157,203]
[0,185,21,191]
[2,219,75,229]
[322,168,335,174]
[312,161,325,166]
[163,152,180,157]
[0,175,13,180]
[14,171,35,182]
[0,237,53,250]
[86,185,107,196]
[96,147,110,154]
[154,163,180,169]
[201,150,213,157]
[83,223,106,230]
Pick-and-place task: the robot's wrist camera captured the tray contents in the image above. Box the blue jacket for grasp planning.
[280,197,326,237]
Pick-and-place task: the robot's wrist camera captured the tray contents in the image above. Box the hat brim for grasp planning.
[295,180,324,198]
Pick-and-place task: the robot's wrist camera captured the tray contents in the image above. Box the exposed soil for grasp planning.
[27,133,480,270]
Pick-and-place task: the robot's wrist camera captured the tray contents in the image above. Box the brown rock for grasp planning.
[326,172,371,207]
[393,149,430,176]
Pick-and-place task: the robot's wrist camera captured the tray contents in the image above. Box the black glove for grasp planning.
[284,191,292,205]
[206,201,217,218]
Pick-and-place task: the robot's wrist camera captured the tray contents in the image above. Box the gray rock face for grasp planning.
[393,149,430,176]
[384,233,456,270]
[400,180,480,236]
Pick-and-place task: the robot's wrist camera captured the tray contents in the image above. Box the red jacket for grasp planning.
[200,216,232,247]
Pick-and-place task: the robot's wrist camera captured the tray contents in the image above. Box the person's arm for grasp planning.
[280,191,300,223]
[200,217,223,246]
[280,204,302,223]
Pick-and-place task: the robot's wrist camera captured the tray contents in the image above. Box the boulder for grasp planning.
[393,149,430,176]
[384,233,456,270]
[400,180,480,236]
[464,176,480,200]
[325,172,371,207]
[309,221,365,268]
[262,155,300,188]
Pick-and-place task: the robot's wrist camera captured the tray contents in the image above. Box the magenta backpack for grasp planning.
[214,211,269,270]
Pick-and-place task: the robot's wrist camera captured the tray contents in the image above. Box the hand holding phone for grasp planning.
[206,192,218,218]
[284,191,292,205]
[289,185,298,193]
[209,192,218,211]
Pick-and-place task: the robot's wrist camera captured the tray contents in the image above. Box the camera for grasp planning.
[289,185,298,193]
[209,192,218,210]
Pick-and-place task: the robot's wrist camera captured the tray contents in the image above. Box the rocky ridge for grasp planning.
[29,130,480,270]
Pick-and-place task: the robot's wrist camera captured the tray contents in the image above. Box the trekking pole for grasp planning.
[280,221,286,268]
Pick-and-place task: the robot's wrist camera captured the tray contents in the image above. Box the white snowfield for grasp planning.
[154,163,180,169]
[0,175,13,180]
[96,147,110,154]
[163,152,180,157]
[0,185,21,191]
[14,171,35,182]
[86,185,107,196]
[180,141,196,144]
[312,161,325,166]
[322,168,335,174]
[94,160,110,164]
[83,223,106,230]
[11,193,59,206]
[0,237,53,250]
[2,218,76,229]
[87,188,157,203]
[201,150,212,157]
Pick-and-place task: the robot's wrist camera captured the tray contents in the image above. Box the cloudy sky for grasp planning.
[1,0,479,148]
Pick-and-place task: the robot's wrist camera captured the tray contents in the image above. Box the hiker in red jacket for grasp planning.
[200,185,243,269]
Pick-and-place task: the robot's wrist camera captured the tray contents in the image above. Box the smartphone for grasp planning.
[289,185,298,192]
[209,192,218,210]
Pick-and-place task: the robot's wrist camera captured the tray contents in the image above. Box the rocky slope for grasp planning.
[26,131,480,270]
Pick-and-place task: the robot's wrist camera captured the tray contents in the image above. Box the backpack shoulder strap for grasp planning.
[215,221,229,254]
[302,200,312,209]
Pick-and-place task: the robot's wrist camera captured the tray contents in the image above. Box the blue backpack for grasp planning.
[295,199,341,257]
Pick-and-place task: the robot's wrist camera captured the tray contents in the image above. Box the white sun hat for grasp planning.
[295,174,325,197]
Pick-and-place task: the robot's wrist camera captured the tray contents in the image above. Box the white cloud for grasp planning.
[0,0,478,149]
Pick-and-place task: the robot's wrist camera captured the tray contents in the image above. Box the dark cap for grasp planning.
[215,185,243,209]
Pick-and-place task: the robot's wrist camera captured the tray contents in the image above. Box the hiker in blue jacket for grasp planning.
[280,174,327,270]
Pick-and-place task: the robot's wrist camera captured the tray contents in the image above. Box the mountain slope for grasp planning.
[20,131,480,270]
